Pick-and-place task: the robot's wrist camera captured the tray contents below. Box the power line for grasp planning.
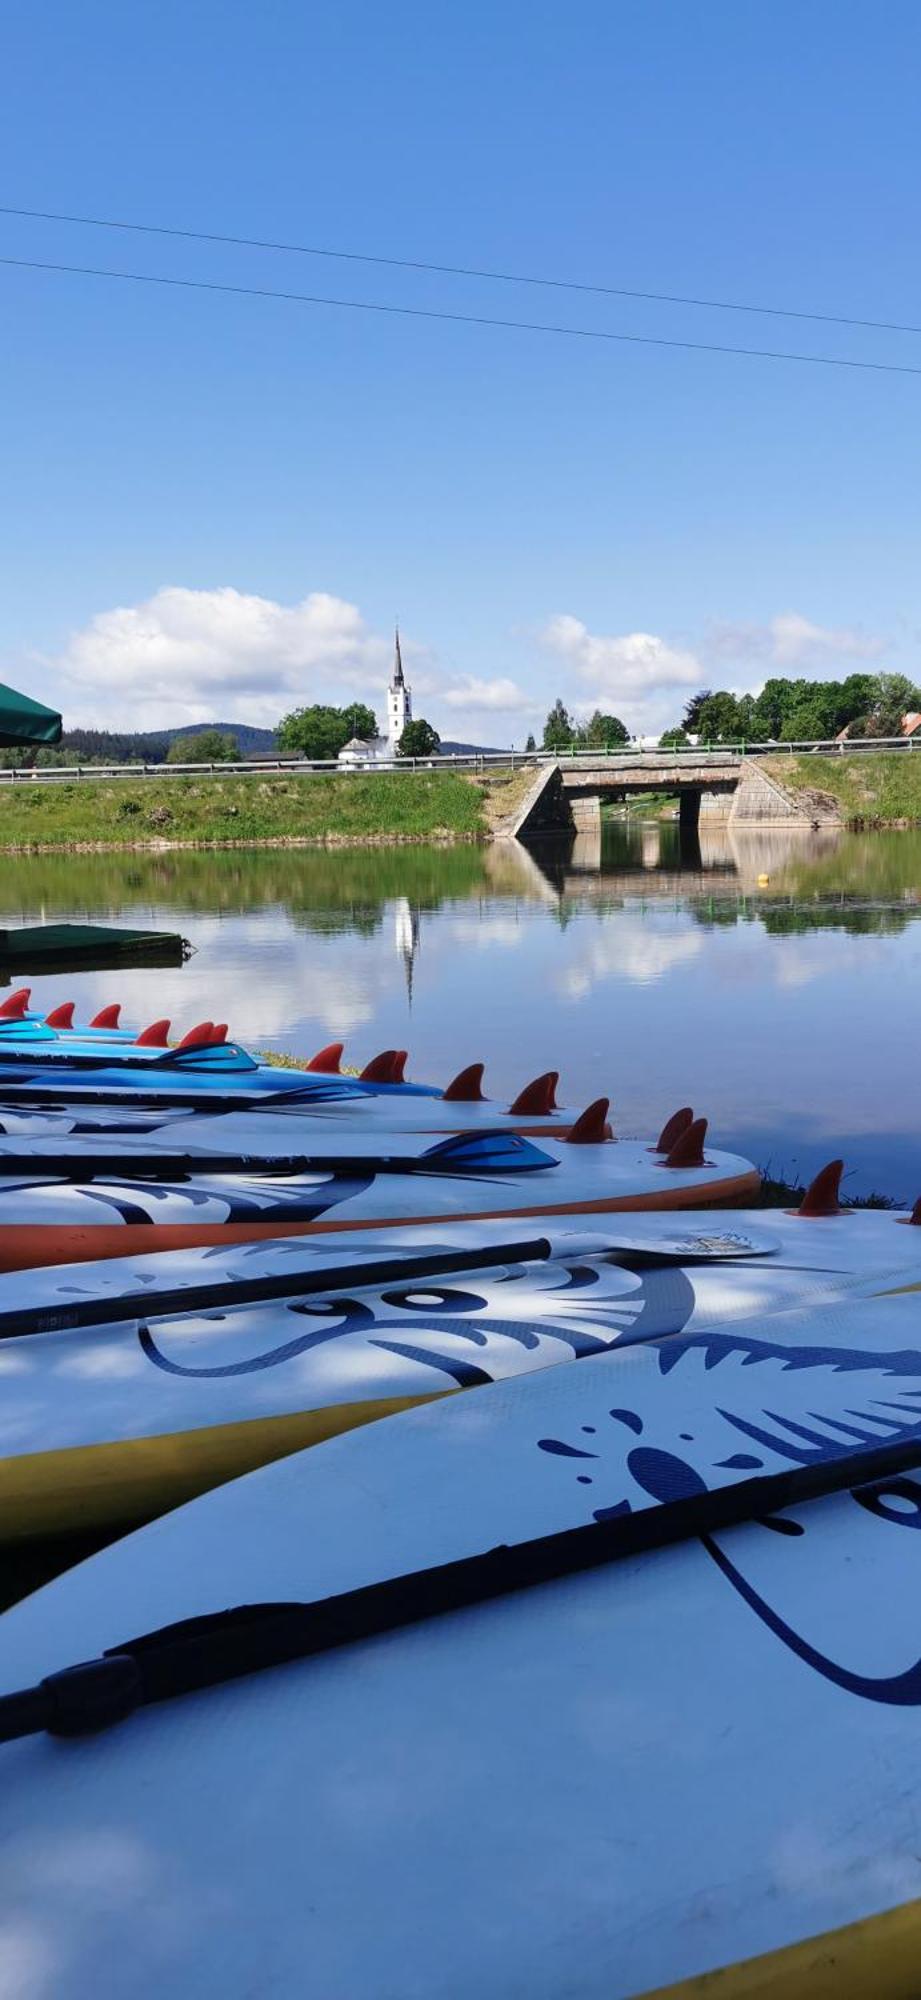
[2,253,920,377]
[1,200,919,340]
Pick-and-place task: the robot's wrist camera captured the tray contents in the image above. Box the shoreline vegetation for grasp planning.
[0,753,918,851]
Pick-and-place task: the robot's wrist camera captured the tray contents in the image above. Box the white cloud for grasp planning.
[707,611,886,670]
[442,676,533,713]
[57,586,392,730]
[540,616,701,729]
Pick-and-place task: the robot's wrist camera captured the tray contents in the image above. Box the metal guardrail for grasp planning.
[0,738,915,782]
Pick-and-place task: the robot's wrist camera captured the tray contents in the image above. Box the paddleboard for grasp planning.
[4,1290,921,1995]
[0,1124,760,1271]
[0,1207,917,1545]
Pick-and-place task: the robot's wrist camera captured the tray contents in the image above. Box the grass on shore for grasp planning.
[0,770,494,849]
[764,752,921,826]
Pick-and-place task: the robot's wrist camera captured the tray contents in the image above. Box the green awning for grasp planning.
[0,682,62,749]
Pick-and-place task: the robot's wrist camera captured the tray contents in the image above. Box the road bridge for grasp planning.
[507,754,830,839]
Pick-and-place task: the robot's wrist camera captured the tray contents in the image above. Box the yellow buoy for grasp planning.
[757,873,770,886]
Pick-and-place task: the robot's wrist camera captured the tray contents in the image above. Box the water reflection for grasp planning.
[0,828,918,1199]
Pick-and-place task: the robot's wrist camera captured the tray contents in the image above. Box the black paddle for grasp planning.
[2,1426,919,1743]
[0,1129,556,1185]
[0,1234,557,1342]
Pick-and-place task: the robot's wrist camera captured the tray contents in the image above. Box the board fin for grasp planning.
[508,1072,559,1116]
[664,1116,708,1168]
[654,1107,693,1153]
[360,1050,402,1084]
[90,1004,121,1029]
[305,1043,344,1074]
[44,1002,75,1029]
[442,1063,486,1102]
[135,1020,171,1048]
[420,1130,556,1174]
[797,1160,844,1217]
[176,1021,216,1050]
[0,989,30,1020]
[565,1098,612,1144]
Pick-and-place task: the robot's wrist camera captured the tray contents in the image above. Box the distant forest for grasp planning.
[10,721,279,766]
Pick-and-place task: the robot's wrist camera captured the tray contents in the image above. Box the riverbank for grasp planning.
[0,769,522,851]
[764,753,921,826]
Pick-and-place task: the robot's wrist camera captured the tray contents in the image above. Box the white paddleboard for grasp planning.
[4,1291,921,1995]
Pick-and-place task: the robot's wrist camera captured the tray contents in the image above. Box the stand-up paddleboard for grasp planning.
[0,1203,919,1546]
[0,1020,444,1109]
[6,1291,921,1996]
[0,1118,760,1271]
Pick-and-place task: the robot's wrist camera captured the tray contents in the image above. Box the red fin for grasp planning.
[212,1023,228,1043]
[0,988,30,1020]
[135,1019,171,1048]
[90,1004,121,1029]
[797,1160,844,1217]
[442,1063,486,1103]
[390,1051,408,1085]
[306,1043,344,1075]
[654,1107,694,1154]
[176,1021,217,1050]
[665,1117,708,1169]
[44,1002,75,1029]
[565,1097,612,1144]
[360,1050,401,1084]
[509,1072,559,1116]
[908,1198,921,1227]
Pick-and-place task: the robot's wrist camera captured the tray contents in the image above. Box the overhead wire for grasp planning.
[1,253,920,376]
[1,201,919,338]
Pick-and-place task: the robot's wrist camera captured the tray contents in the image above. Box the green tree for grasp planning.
[682,690,712,731]
[340,703,378,742]
[658,726,690,748]
[578,709,629,748]
[868,672,921,735]
[398,718,441,757]
[524,732,537,752]
[543,698,574,751]
[696,691,742,742]
[167,729,239,763]
[277,705,359,759]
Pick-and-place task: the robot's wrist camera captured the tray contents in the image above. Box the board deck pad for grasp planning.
[4,1291,921,1994]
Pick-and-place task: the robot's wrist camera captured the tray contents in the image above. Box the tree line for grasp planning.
[529,672,921,755]
[3,705,443,767]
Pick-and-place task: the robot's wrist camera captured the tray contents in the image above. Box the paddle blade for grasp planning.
[44,1002,75,1029]
[565,1098,612,1144]
[420,1130,557,1175]
[508,1072,559,1116]
[135,1019,171,1048]
[305,1043,344,1075]
[654,1107,693,1154]
[797,1160,844,1217]
[0,989,30,1020]
[90,1004,121,1029]
[664,1116,708,1168]
[442,1063,486,1102]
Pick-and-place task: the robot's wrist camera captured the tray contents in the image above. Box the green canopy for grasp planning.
[0,681,62,749]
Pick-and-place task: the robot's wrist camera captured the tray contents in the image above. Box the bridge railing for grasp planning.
[0,737,914,782]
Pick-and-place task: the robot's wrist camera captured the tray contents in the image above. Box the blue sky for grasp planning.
[2,0,920,741]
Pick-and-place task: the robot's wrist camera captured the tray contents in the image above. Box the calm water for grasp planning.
[1,822,919,1200]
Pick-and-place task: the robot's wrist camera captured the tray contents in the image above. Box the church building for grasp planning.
[338,628,414,766]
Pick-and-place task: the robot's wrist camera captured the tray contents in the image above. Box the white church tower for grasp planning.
[387,626,412,750]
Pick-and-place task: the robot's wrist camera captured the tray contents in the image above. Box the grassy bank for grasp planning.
[764,753,921,826]
[0,769,506,851]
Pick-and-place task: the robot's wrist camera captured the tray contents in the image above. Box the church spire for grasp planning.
[393,624,405,688]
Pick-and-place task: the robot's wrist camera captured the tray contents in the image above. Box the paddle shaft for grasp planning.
[0,1234,556,1341]
[3,1428,920,1742]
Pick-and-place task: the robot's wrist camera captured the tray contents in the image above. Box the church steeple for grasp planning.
[387,623,412,749]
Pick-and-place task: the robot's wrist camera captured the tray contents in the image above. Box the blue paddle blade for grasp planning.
[155,1042,259,1074]
[420,1130,557,1175]
[0,1021,56,1043]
